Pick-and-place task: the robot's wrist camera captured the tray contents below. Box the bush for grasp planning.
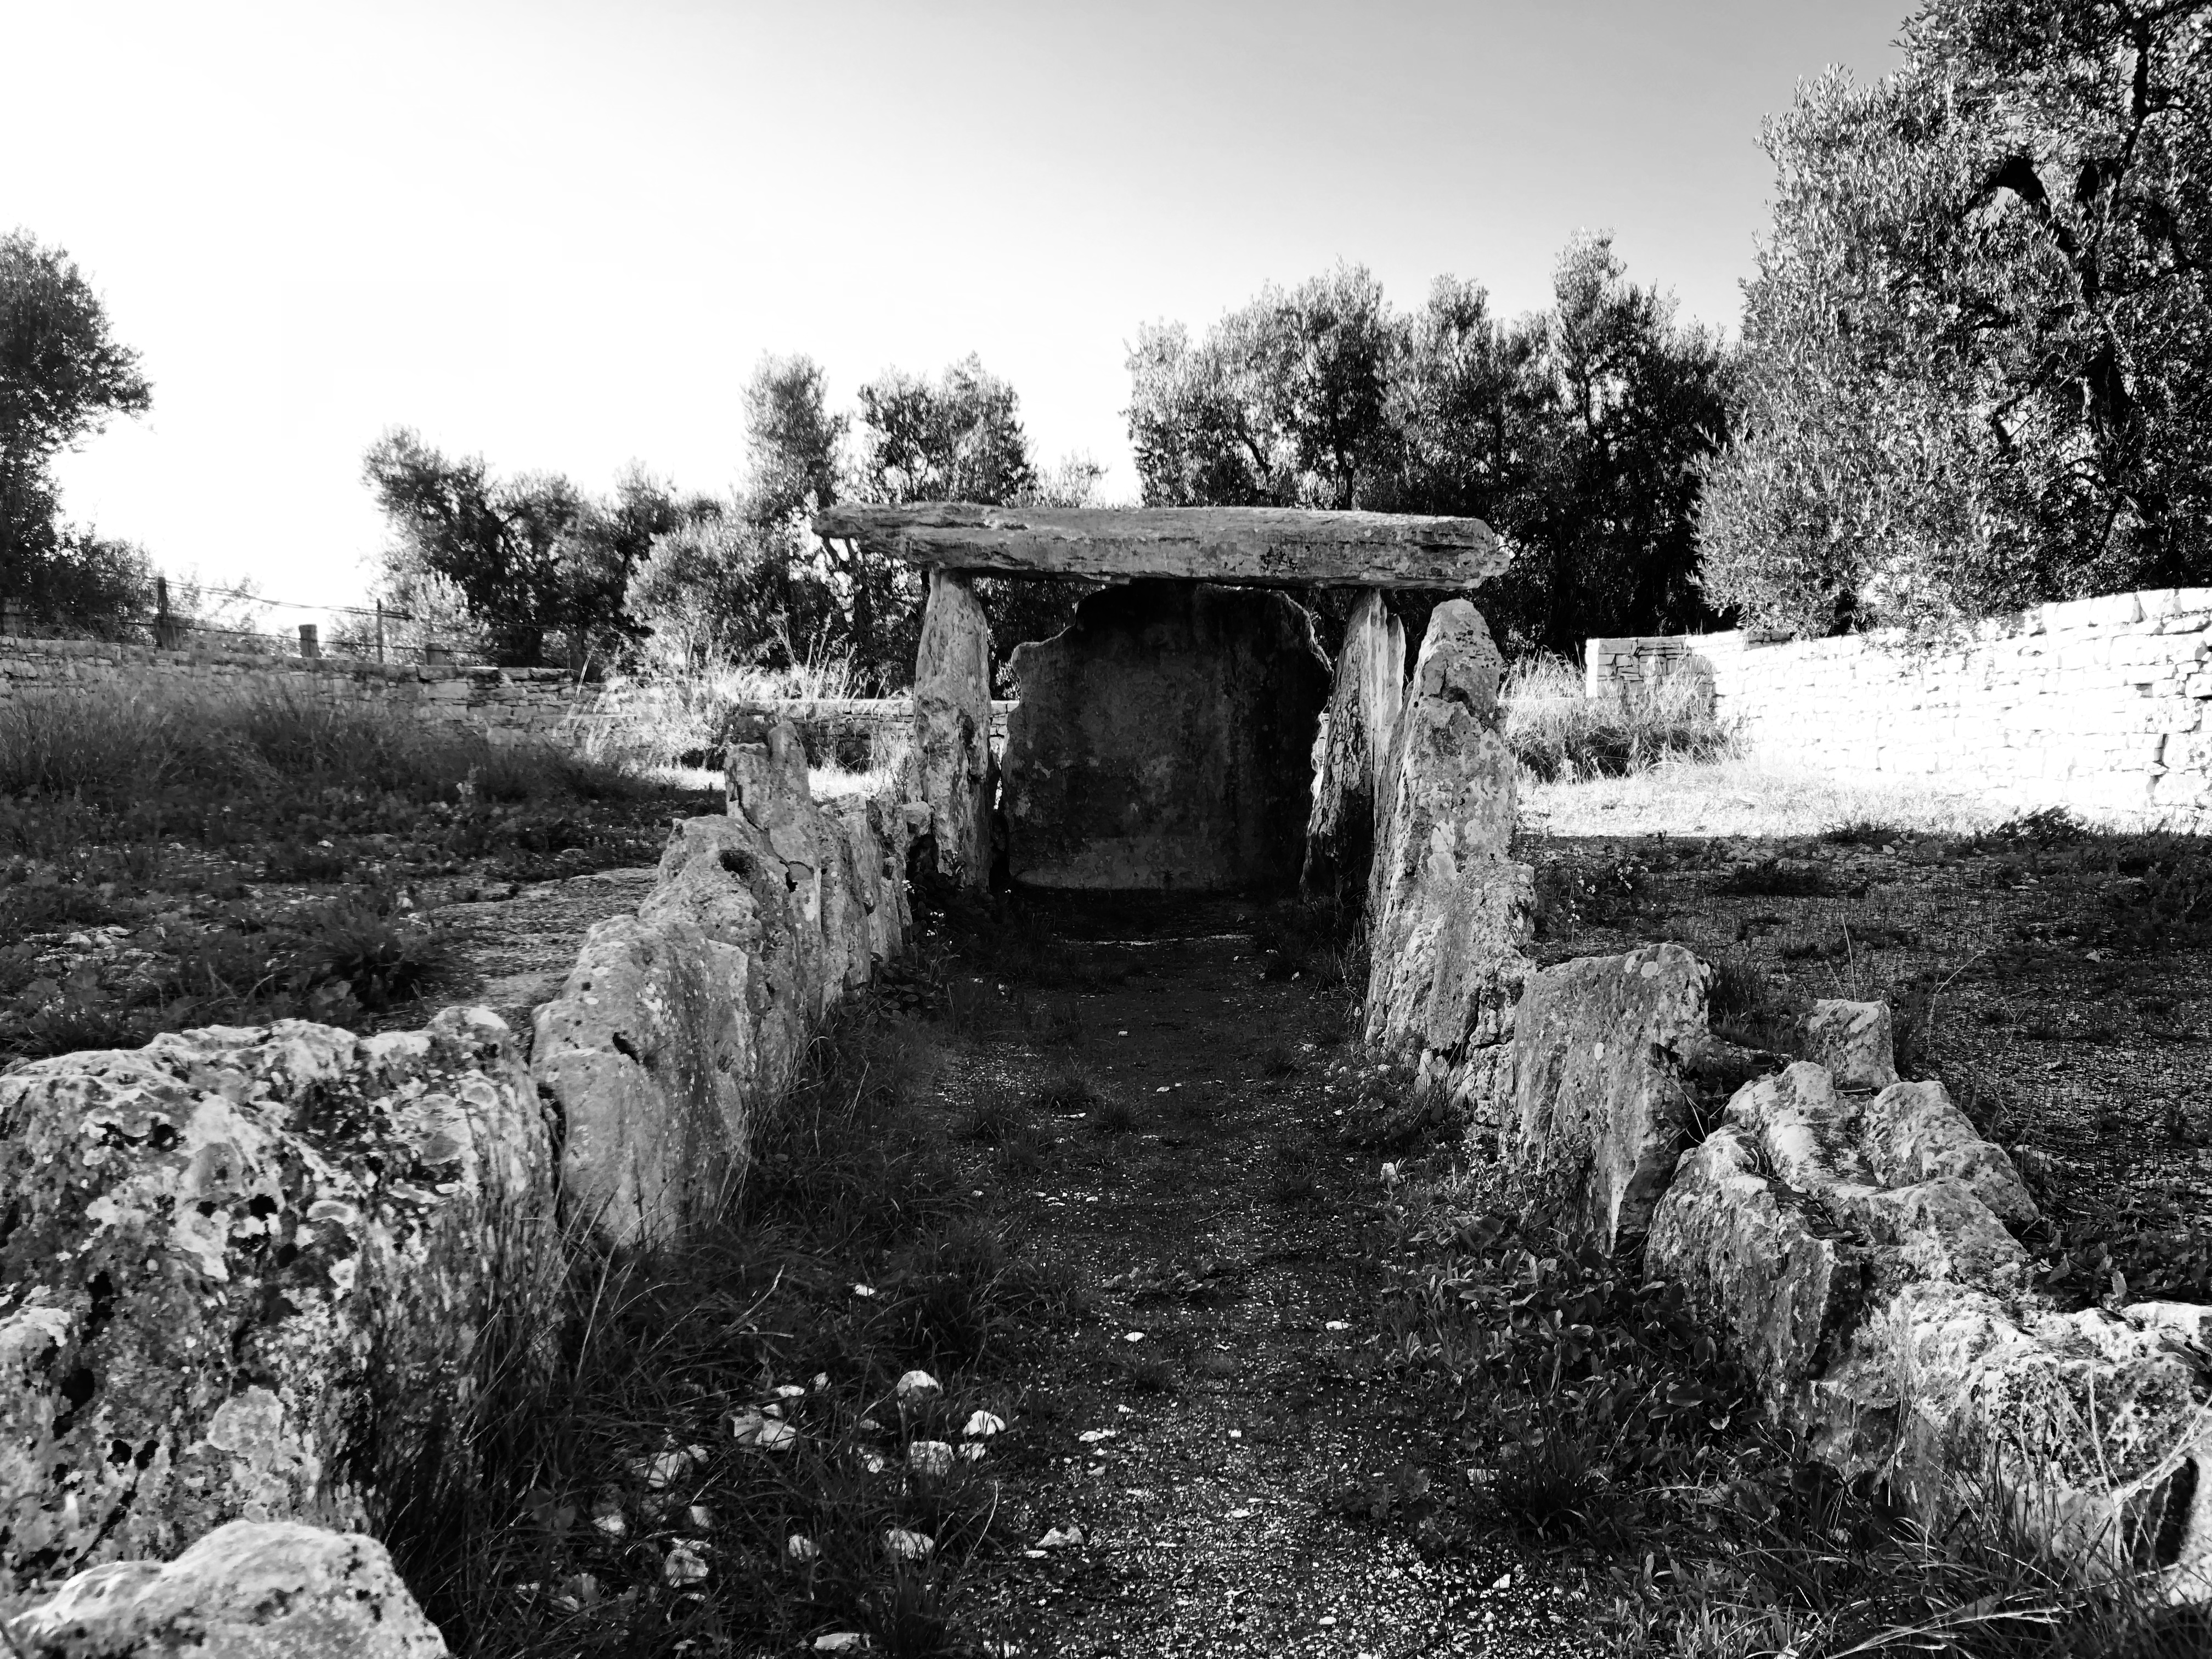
[1503,654,1734,783]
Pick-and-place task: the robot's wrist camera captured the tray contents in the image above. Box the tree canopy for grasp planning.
[1701,0,2212,637]
[0,229,154,629]
[1127,245,1729,657]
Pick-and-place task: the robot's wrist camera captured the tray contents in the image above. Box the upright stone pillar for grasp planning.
[1364,600,1533,1117]
[1303,588,1404,905]
[902,569,995,889]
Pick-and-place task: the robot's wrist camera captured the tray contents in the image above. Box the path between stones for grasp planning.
[941,901,1590,1659]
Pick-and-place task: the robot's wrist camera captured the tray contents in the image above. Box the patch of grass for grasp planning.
[1087,1094,1139,1138]
[1256,1041,1300,1078]
[1503,654,1736,783]
[1821,818,1910,847]
[1379,1171,2212,1658]
[1712,858,1829,898]
[1028,1056,1103,1116]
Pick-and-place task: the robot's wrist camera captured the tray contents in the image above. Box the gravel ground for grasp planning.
[933,904,1600,1659]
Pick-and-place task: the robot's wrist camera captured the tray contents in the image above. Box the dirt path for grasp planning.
[938,900,1590,1659]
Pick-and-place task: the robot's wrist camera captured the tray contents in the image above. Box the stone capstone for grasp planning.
[4,1521,447,1657]
[900,571,995,889]
[0,1009,557,1594]
[1505,944,1719,1252]
[1002,579,1330,892]
[1363,600,1532,1099]
[1302,588,1404,906]
[534,719,913,1246]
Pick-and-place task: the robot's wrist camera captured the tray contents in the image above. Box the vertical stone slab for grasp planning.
[1363,600,1533,1102]
[1303,588,1404,905]
[1002,579,1330,891]
[901,570,995,889]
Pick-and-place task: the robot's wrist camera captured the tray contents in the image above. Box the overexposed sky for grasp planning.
[6,1,1907,620]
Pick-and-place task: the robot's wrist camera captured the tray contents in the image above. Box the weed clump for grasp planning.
[1503,654,1735,783]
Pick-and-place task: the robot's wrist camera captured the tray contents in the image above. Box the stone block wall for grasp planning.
[1587,586,2212,823]
[0,633,589,746]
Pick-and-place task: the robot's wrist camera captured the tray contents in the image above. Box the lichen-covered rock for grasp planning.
[538,718,912,1246]
[901,569,995,889]
[1647,1125,1866,1408]
[1813,1283,2212,1595]
[1722,1063,2028,1295]
[5,1521,447,1657]
[1364,601,1532,1087]
[0,1010,557,1594]
[1505,944,1714,1251]
[1303,588,1404,906]
[1860,1080,2038,1227]
[1802,1000,1898,1090]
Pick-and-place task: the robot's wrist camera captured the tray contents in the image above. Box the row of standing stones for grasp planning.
[0,718,923,1654]
[6,583,2210,1650]
[1357,599,2212,1602]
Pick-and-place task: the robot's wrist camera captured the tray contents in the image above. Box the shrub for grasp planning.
[1503,653,1735,783]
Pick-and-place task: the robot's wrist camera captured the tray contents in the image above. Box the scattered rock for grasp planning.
[4,1521,447,1657]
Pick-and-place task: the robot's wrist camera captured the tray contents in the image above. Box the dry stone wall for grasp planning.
[0,634,589,745]
[1588,586,2212,824]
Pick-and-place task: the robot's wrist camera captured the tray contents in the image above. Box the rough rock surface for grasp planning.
[1363,601,1532,1091]
[5,1521,447,1657]
[1002,580,1329,891]
[0,1009,557,1593]
[1647,1124,1865,1407]
[1302,588,1404,906]
[1505,944,1716,1251]
[1802,999,1898,1090]
[811,502,1509,590]
[535,717,913,1245]
[1861,1080,2039,1227]
[1814,1283,2211,1594]
[901,570,995,889]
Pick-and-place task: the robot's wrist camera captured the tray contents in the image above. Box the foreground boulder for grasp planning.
[535,718,913,1246]
[0,1010,557,1593]
[1815,1284,2212,1598]
[4,1521,447,1656]
[1505,944,1729,1251]
[1002,580,1329,891]
[1363,601,1532,1107]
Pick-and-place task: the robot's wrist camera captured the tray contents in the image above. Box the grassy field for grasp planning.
[0,692,713,1068]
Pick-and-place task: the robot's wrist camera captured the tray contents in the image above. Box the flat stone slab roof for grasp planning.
[810,504,1506,590]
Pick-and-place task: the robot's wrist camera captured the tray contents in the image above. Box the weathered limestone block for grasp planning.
[532,913,751,1245]
[1003,580,1329,891]
[1723,1063,2028,1294]
[1303,588,1404,905]
[5,1521,447,1657]
[1813,1283,2212,1596]
[538,720,913,1247]
[1861,1080,2039,1227]
[1647,1125,1865,1408]
[1505,943,1714,1251]
[1364,601,1532,1085]
[0,1011,557,1593]
[1802,1000,1897,1090]
[901,571,995,889]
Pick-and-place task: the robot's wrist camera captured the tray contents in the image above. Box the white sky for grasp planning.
[5,0,1907,622]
